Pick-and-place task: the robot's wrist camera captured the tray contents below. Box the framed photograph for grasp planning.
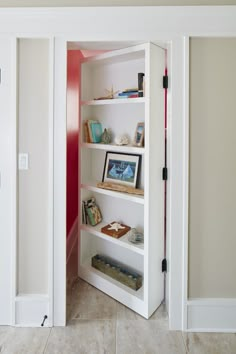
[134,122,144,147]
[102,152,141,188]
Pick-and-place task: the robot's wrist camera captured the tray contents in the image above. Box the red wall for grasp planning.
[66,50,83,237]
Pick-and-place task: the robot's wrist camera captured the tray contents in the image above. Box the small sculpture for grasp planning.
[101,128,112,144]
[127,228,144,244]
[94,86,118,100]
[114,134,130,146]
[107,222,126,232]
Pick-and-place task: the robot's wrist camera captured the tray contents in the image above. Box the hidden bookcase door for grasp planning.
[78,42,165,319]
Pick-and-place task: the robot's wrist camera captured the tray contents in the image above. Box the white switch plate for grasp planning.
[18,153,29,170]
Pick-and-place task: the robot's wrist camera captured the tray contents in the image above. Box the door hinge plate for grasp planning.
[163,75,168,89]
[162,258,167,272]
[162,167,168,181]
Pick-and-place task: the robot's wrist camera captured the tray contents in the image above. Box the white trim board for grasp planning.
[15,295,50,327]
[53,37,67,327]
[187,299,236,332]
[66,217,78,264]
[0,7,236,37]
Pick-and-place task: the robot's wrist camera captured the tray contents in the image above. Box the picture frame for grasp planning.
[134,122,144,147]
[102,152,141,188]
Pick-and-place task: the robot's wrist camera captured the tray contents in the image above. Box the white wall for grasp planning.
[17,39,50,294]
[189,38,236,298]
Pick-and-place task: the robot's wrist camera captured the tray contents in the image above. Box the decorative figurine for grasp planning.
[94,86,118,100]
[114,134,130,145]
[127,228,144,244]
[107,222,126,232]
[101,128,112,144]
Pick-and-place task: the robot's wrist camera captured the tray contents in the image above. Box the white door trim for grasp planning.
[53,37,67,326]
[182,36,190,331]
[10,36,17,326]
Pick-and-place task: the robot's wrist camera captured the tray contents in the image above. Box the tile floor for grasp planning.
[1,279,236,354]
[0,243,236,354]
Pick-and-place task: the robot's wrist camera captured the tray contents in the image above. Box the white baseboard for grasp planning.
[187,298,236,332]
[15,294,50,327]
[66,217,78,264]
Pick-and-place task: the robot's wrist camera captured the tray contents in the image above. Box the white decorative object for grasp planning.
[107,222,126,232]
[114,134,130,145]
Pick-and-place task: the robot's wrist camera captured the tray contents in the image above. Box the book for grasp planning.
[122,88,138,92]
[87,120,96,142]
[118,91,138,97]
[90,122,103,143]
[83,120,91,143]
[82,197,102,226]
[84,120,102,143]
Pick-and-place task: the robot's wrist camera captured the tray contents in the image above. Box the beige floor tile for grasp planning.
[116,302,144,320]
[116,320,186,354]
[45,320,116,354]
[182,332,236,354]
[116,302,168,329]
[0,326,50,354]
[68,278,117,320]
[0,327,11,353]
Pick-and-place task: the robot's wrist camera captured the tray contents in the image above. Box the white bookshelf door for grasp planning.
[79,43,166,318]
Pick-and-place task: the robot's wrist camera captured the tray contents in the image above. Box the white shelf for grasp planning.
[81,97,146,106]
[81,221,144,255]
[79,259,144,301]
[81,142,145,154]
[81,182,144,204]
[81,43,146,65]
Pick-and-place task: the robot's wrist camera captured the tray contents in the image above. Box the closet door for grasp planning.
[0,37,15,325]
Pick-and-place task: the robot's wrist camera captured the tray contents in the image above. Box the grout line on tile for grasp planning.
[43,327,52,354]
[181,331,188,353]
[115,316,118,354]
[115,300,118,354]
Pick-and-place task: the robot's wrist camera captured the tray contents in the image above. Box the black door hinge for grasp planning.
[163,75,168,89]
[162,258,167,272]
[162,167,168,181]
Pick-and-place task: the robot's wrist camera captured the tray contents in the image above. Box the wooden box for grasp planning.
[101,221,131,239]
[92,254,142,291]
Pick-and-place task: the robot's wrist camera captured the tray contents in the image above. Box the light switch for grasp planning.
[18,153,29,170]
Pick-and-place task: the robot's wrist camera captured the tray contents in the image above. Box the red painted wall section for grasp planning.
[66,50,83,237]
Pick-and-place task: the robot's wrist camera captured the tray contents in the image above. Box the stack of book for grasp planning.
[82,197,102,226]
[83,120,103,143]
[117,88,139,98]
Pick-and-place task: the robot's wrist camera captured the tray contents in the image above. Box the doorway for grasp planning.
[65,40,168,322]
